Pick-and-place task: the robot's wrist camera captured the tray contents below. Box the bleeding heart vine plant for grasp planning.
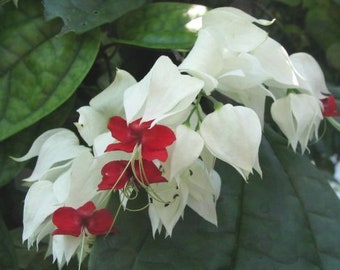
[2,0,340,270]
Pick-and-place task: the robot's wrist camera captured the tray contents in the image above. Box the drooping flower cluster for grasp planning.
[14,6,338,269]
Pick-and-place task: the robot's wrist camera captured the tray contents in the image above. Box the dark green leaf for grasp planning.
[0,0,100,141]
[43,0,149,34]
[89,128,340,269]
[273,0,301,6]
[113,3,207,50]
[0,214,18,270]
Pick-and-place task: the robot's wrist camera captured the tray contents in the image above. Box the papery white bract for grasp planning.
[148,160,221,237]
[200,104,262,180]
[290,52,330,98]
[16,129,116,267]
[271,93,323,152]
[75,69,137,146]
[124,55,204,125]
[163,125,204,180]
[12,129,90,182]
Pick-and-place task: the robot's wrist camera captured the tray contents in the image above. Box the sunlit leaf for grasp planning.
[113,2,208,50]
[43,0,149,34]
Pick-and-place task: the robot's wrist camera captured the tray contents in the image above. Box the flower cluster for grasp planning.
[15,6,338,269]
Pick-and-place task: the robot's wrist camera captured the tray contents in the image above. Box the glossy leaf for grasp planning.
[88,127,340,269]
[43,0,148,34]
[113,2,207,50]
[0,0,100,140]
[0,214,18,270]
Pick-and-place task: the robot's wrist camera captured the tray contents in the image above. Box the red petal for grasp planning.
[140,125,175,161]
[98,161,131,190]
[129,119,151,133]
[142,125,176,149]
[133,159,167,185]
[52,207,82,237]
[142,147,168,162]
[105,141,136,153]
[86,209,115,235]
[107,116,134,143]
[77,201,96,219]
[322,95,340,117]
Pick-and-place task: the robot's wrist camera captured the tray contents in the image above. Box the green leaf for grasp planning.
[113,3,207,50]
[43,0,149,34]
[88,128,340,269]
[0,0,100,141]
[0,214,18,270]
[0,96,75,188]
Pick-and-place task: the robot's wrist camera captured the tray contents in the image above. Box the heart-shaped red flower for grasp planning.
[52,201,115,237]
[105,116,176,162]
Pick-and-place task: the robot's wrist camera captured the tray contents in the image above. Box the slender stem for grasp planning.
[327,117,340,131]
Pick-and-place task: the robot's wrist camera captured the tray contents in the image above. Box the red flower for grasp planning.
[98,159,167,190]
[52,201,115,237]
[321,95,340,117]
[105,116,176,161]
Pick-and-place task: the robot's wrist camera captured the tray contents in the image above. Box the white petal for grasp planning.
[148,181,188,236]
[271,96,297,149]
[12,128,65,162]
[218,84,274,127]
[290,52,330,98]
[52,235,82,266]
[90,69,137,117]
[92,131,115,157]
[20,129,89,182]
[163,125,204,180]
[200,104,262,180]
[124,56,203,123]
[271,94,323,152]
[142,56,203,123]
[179,29,222,94]
[22,181,59,242]
[218,53,270,90]
[183,160,220,225]
[53,169,71,203]
[209,20,268,53]
[203,7,274,28]
[75,106,108,146]
[253,38,298,87]
[124,69,152,123]
[63,151,107,208]
[290,94,322,152]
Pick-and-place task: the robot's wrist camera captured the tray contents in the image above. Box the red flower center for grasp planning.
[98,159,166,190]
[52,201,115,237]
[105,116,176,162]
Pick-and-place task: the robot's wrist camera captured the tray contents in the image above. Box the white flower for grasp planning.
[75,69,137,146]
[15,129,119,267]
[124,55,204,125]
[200,104,262,180]
[290,52,330,98]
[148,160,221,237]
[12,129,89,182]
[271,93,323,152]
[162,125,204,181]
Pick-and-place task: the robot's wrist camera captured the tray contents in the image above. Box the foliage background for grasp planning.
[1,0,340,269]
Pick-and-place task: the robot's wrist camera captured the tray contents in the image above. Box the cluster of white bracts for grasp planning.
[15,6,330,268]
